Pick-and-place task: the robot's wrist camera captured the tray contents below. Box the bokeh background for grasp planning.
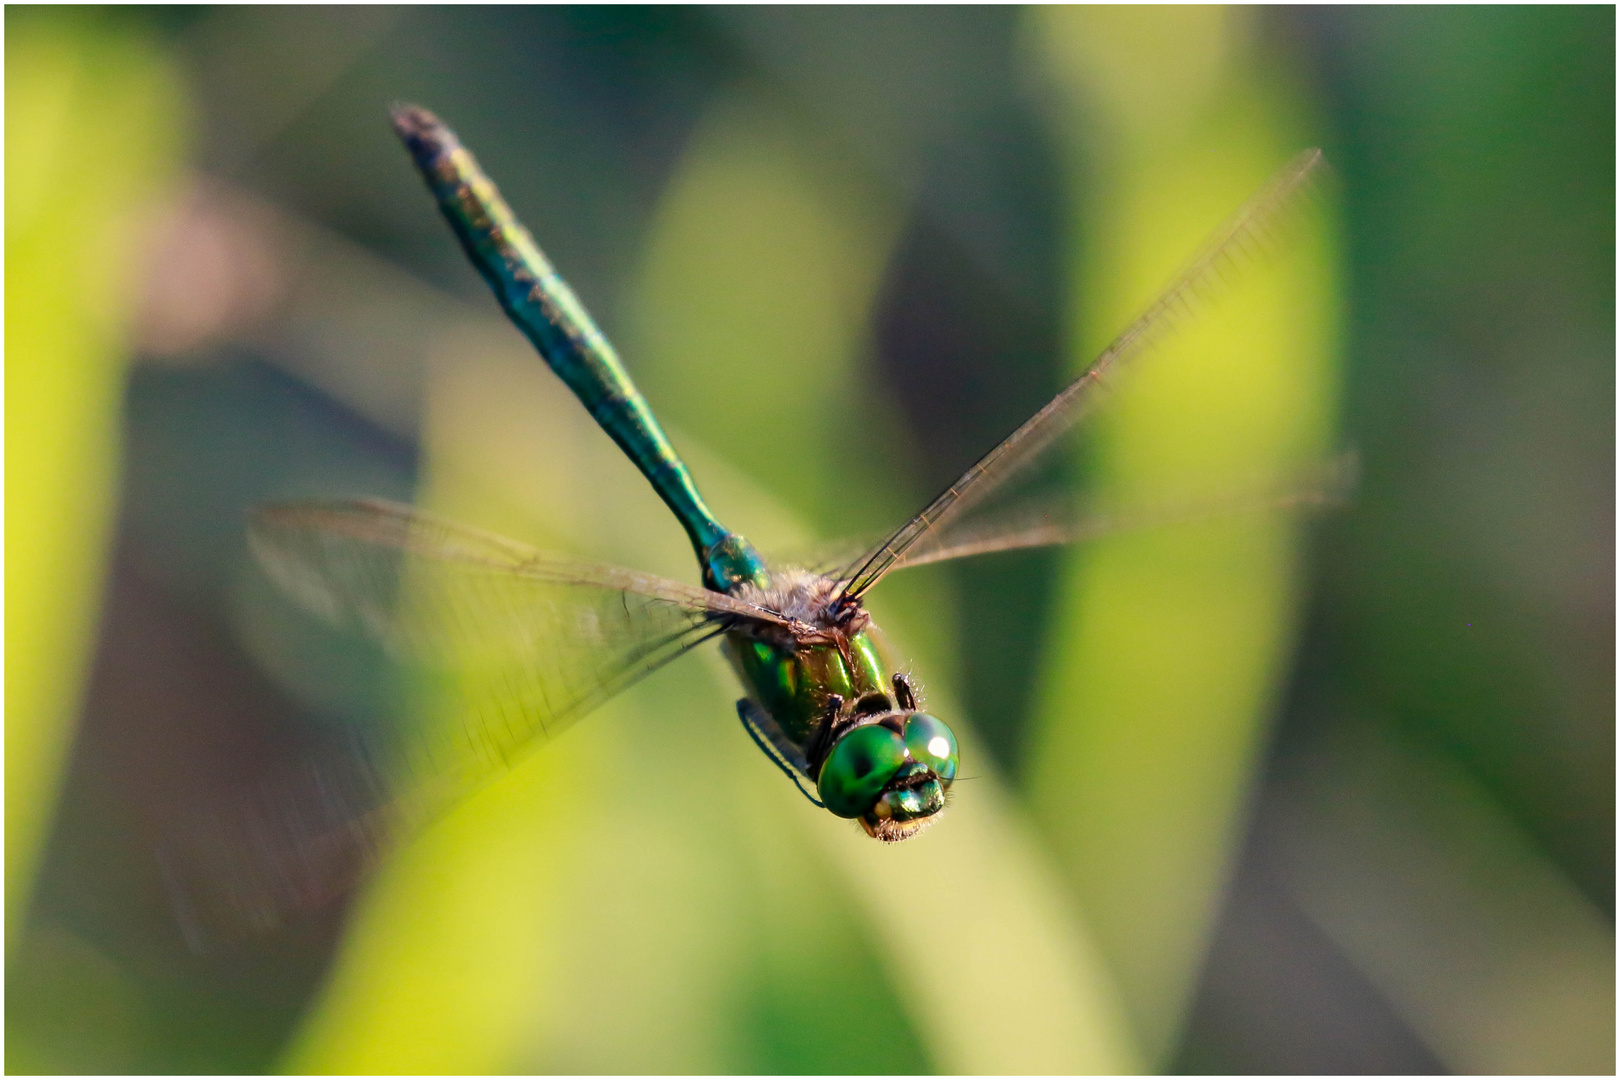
[7,5,1612,1074]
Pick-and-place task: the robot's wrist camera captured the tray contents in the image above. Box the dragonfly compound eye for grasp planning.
[903,712,958,785]
[817,724,907,818]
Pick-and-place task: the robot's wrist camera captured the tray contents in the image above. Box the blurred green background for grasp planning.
[6,5,1612,1074]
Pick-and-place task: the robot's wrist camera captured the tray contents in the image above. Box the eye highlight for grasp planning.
[904,712,958,784]
[817,724,906,818]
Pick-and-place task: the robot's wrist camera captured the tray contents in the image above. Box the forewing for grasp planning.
[840,149,1329,599]
[163,499,778,941]
[883,453,1358,571]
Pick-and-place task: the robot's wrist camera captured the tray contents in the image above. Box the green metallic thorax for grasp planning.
[727,628,891,751]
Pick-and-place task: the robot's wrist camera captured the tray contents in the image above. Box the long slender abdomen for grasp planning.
[390,104,765,592]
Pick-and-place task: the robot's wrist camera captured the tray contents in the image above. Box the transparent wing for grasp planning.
[163,499,785,941]
[777,453,1355,580]
[885,452,1357,571]
[839,149,1329,600]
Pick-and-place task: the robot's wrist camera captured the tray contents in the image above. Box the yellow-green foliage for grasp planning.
[6,12,186,937]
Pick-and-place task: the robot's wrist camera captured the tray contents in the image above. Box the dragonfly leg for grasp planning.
[736,700,823,808]
[892,672,917,711]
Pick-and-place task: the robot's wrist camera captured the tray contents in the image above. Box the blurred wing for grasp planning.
[163,499,785,941]
[839,148,1329,600]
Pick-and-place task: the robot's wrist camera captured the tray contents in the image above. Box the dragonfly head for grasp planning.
[815,710,959,841]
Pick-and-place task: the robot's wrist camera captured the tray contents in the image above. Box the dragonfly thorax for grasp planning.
[725,569,880,746]
[724,568,959,841]
[731,567,861,630]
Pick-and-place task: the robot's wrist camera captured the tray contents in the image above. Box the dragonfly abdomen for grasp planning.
[391,104,766,590]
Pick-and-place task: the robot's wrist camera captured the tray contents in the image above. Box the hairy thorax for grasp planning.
[732,567,868,644]
[725,568,885,748]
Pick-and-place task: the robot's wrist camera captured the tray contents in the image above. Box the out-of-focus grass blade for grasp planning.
[1269,716,1615,1074]
[5,14,187,937]
[1023,6,1341,1063]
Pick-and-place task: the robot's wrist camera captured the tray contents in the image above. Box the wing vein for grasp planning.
[839,148,1327,599]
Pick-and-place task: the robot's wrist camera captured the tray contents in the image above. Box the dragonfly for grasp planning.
[162,104,1332,941]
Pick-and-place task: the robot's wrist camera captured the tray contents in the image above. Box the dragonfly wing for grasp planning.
[164,499,782,941]
[840,148,1329,599]
[883,452,1358,572]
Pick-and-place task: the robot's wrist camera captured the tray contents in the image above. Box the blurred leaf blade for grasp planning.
[1270,714,1615,1074]
[4,12,188,936]
[1024,6,1343,1063]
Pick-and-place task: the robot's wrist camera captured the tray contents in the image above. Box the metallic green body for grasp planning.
[394,105,958,840]
[177,104,1323,934]
[396,105,874,773]
[727,628,891,750]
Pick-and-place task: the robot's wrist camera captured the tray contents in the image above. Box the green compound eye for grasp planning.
[904,713,958,784]
[818,724,907,818]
